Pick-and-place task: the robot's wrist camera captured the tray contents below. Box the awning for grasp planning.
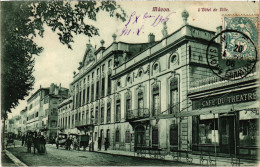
[178,101,259,117]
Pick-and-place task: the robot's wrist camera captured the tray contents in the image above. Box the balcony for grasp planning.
[126,108,150,121]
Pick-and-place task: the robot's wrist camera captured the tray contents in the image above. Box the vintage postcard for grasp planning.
[1,1,259,166]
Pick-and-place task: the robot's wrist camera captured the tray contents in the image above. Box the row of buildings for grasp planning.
[8,10,259,159]
[6,84,69,141]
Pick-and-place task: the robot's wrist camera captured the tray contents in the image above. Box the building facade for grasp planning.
[26,83,69,141]
[58,10,259,157]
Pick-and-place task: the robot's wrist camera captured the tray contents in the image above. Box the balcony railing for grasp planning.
[126,108,150,121]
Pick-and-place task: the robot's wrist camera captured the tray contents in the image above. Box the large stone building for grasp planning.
[26,83,69,140]
[58,10,259,158]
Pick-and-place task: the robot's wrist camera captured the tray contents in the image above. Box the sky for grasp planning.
[9,1,259,117]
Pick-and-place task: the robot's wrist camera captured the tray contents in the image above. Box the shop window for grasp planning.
[170,78,179,114]
[116,100,121,122]
[239,118,258,146]
[107,102,111,123]
[115,129,120,143]
[199,118,219,144]
[152,127,159,146]
[170,124,178,146]
[125,130,131,143]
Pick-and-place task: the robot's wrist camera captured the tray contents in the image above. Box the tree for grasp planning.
[1,1,126,150]
[1,1,126,117]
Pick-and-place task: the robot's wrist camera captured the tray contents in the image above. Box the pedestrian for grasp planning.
[55,136,59,149]
[21,134,25,146]
[66,137,72,150]
[27,134,32,153]
[98,137,102,151]
[33,133,39,154]
[104,137,109,151]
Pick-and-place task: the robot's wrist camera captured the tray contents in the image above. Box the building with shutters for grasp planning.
[58,10,259,158]
[26,83,69,141]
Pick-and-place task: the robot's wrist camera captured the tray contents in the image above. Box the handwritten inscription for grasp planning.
[120,11,175,36]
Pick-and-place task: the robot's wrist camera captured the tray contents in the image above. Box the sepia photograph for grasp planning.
[1,1,259,166]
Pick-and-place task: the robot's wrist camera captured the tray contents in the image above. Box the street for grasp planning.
[6,141,191,166]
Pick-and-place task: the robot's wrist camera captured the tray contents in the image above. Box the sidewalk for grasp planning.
[48,144,259,166]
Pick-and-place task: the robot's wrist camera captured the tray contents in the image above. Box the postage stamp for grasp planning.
[206,15,258,80]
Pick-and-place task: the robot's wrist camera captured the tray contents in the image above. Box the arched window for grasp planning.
[152,62,160,74]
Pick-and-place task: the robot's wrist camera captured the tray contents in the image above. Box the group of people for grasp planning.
[22,133,46,154]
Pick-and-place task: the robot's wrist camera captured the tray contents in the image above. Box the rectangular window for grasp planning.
[101,77,105,97]
[107,74,111,95]
[115,130,120,142]
[125,130,131,143]
[91,108,94,124]
[170,124,178,146]
[96,81,99,100]
[107,103,111,123]
[79,91,82,106]
[152,128,159,146]
[199,118,219,144]
[83,89,86,105]
[153,86,160,116]
[138,92,144,117]
[101,107,104,124]
[87,87,89,103]
[126,99,131,113]
[116,100,121,122]
[95,107,99,124]
[86,109,89,124]
[91,84,94,102]
[170,78,179,114]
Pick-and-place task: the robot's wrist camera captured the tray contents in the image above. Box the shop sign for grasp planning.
[193,89,257,110]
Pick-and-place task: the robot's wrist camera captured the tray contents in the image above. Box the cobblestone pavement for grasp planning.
[7,142,191,166]
[1,152,17,166]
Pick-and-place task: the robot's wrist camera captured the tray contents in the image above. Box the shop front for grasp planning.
[191,89,259,158]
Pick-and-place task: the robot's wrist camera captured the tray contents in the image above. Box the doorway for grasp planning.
[219,114,236,154]
[134,125,145,147]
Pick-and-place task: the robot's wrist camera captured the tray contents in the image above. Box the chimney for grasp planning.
[49,83,55,94]
[215,26,222,43]
[148,33,155,43]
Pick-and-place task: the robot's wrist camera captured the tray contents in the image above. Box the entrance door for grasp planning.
[220,115,236,154]
[135,126,145,147]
